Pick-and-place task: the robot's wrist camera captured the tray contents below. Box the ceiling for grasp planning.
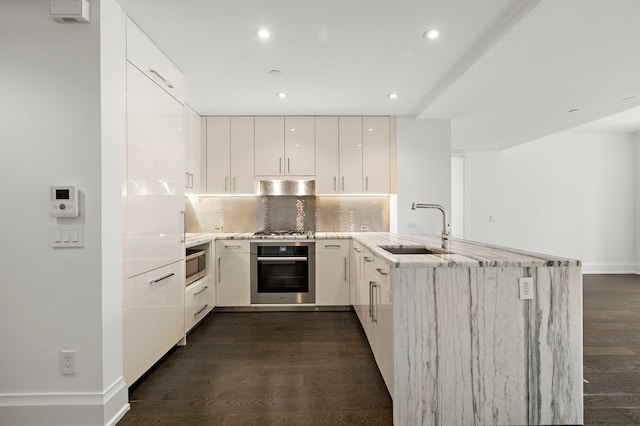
[117,0,640,150]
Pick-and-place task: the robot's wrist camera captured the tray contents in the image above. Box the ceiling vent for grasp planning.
[49,0,90,23]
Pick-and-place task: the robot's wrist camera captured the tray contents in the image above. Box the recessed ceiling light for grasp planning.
[290,128,296,132]
[276,91,287,99]
[423,28,440,40]
[387,93,398,100]
[269,69,281,76]
[367,128,374,132]
[257,28,271,40]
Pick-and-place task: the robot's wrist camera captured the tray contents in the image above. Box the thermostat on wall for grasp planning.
[50,186,79,217]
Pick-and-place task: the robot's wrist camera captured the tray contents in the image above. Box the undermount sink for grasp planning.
[379,245,452,255]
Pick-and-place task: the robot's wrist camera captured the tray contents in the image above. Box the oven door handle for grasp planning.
[257,256,308,262]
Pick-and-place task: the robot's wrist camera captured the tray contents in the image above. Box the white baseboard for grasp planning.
[0,377,129,426]
[582,262,638,274]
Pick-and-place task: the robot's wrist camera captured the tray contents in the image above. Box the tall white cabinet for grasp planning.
[185,105,202,194]
[123,18,186,386]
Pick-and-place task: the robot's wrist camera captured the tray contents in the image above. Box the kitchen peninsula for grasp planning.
[189,231,583,426]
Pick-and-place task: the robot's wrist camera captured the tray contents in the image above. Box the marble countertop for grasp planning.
[185,232,580,268]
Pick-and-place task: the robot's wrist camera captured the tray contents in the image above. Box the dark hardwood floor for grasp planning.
[118,274,640,425]
[583,274,640,426]
[118,311,393,425]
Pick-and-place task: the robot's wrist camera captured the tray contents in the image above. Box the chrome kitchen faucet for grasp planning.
[411,203,450,251]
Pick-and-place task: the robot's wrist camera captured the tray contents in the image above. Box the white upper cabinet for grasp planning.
[339,116,364,193]
[284,116,315,176]
[254,116,284,176]
[315,116,340,194]
[230,116,255,193]
[255,116,315,176]
[363,116,390,194]
[206,116,255,194]
[126,18,185,103]
[185,105,202,194]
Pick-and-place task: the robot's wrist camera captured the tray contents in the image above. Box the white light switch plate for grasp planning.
[50,225,84,248]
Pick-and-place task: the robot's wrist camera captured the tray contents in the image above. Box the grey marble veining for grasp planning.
[394,264,583,425]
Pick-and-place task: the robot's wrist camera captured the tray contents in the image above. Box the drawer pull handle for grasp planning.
[376,268,389,276]
[194,304,209,317]
[194,285,209,296]
[150,272,175,285]
[324,244,341,249]
[364,256,375,262]
[149,69,174,88]
[224,245,242,249]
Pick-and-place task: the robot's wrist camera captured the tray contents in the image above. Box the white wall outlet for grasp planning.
[519,277,534,300]
[60,350,77,375]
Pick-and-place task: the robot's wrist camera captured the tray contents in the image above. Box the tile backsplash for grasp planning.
[186,195,389,233]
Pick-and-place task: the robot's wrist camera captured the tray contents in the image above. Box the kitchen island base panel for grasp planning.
[394,265,583,426]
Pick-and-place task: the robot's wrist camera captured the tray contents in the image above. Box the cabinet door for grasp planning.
[363,116,390,194]
[230,116,255,193]
[206,117,231,194]
[125,63,185,278]
[124,261,185,385]
[216,241,250,306]
[254,116,284,176]
[339,116,363,193]
[315,116,339,194]
[316,240,350,305]
[126,18,185,102]
[285,116,315,176]
[185,105,202,194]
[377,279,394,397]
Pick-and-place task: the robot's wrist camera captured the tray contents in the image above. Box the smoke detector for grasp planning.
[49,0,90,23]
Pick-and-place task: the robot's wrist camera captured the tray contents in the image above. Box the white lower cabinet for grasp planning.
[353,243,394,398]
[185,277,214,332]
[124,261,185,385]
[215,240,250,306]
[315,240,350,306]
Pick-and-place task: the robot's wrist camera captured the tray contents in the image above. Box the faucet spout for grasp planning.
[411,203,450,251]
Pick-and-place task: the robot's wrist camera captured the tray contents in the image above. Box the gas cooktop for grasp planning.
[252,229,314,237]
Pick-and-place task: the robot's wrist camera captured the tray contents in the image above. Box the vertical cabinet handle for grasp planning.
[217,257,221,282]
[369,281,373,319]
[333,176,337,192]
[180,211,186,242]
[366,176,369,192]
[341,177,345,191]
[224,176,229,191]
[344,257,347,281]
[279,158,282,174]
[373,283,378,322]
[185,172,189,189]
[189,173,194,189]
[233,176,237,192]
[287,157,291,173]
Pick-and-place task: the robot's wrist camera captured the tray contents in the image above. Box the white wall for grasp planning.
[0,0,128,424]
[396,117,451,235]
[464,132,636,273]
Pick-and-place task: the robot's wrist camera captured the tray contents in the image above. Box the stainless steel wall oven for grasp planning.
[250,241,315,304]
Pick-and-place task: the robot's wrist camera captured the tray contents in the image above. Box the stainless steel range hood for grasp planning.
[255,179,315,196]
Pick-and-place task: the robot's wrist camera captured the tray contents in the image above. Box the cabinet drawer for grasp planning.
[185,277,213,331]
[216,240,250,253]
[126,18,185,102]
